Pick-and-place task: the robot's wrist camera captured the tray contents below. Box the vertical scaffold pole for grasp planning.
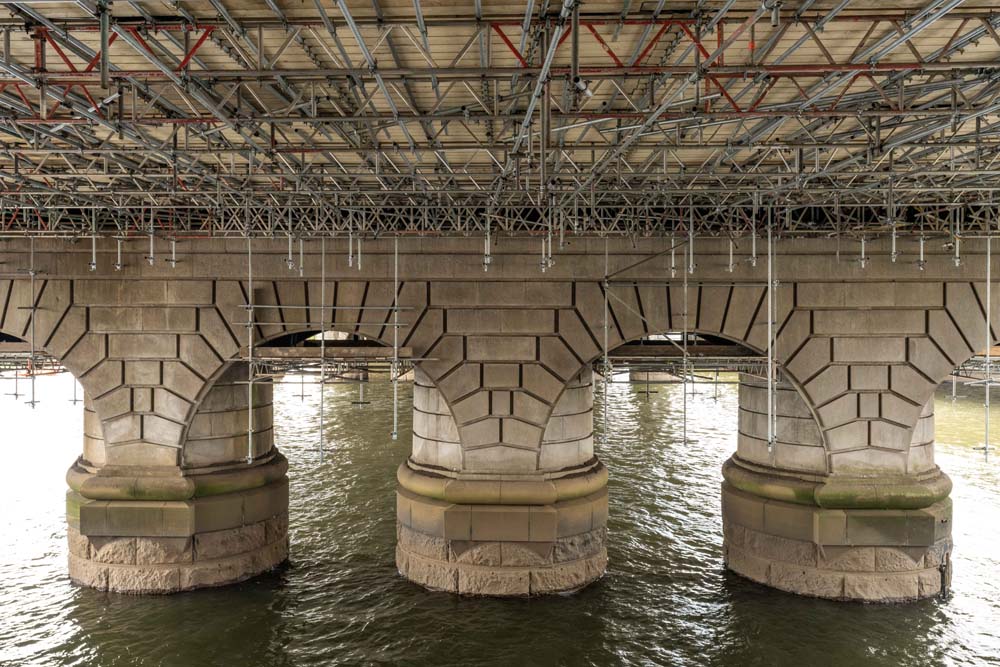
[27,237,37,408]
[246,236,254,464]
[766,212,775,457]
[320,236,326,464]
[602,237,609,443]
[392,236,399,441]
[985,226,992,462]
[682,229,688,446]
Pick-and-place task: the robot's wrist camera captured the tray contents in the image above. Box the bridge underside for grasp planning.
[0,0,990,604]
[0,234,965,602]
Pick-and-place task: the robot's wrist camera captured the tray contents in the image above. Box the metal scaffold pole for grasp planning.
[392,236,399,441]
[766,209,776,458]
[320,235,326,464]
[984,225,993,462]
[246,235,255,464]
[26,237,37,408]
[602,237,609,444]
[682,226,689,446]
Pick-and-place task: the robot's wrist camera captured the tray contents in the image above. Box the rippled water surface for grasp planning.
[1,373,999,666]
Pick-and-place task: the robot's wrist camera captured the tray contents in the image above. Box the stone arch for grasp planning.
[548,279,832,454]
[555,278,991,478]
[169,268,413,466]
[175,322,398,468]
[410,364,595,474]
[0,278,108,466]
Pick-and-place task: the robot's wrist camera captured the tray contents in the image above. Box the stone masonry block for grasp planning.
[469,506,531,542]
[483,363,519,389]
[834,338,907,364]
[162,361,205,401]
[521,363,564,404]
[763,501,815,542]
[435,362,480,401]
[464,445,537,473]
[458,568,530,596]
[198,307,241,359]
[109,333,178,359]
[179,335,222,378]
[143,414,185,446]
[467,335,535,362]
[125,360,161,385]
[539,336,582,381]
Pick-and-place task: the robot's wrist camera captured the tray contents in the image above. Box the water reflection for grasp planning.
[0,373,997,666]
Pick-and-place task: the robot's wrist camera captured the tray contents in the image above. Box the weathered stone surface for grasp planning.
[68,553,109,590]
[745,528,816,567]
[818,546,875,573]
[501,542,552,567]
[396,460,606,596]
[404,552,458,593]
[107,565,182,594]
[924,541,952,568]
[194,523,267,560]
[178,554,256,590]
[398,524,449,561]
[554,527,606,563]
[458,567,530,596]
[842,573,920,602]
[529,554,606,594]
[875,547,924,572]
[724,544,770,584]
[769,562,845,599]
[450,541,502,566]
[89,536,137,564]
[265,514,289,545]
[135,537,193,565]
[918,569,943,597]
[69,510,286,594]
[67,527,90,558]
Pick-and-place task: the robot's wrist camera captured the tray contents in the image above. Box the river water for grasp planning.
[1,372,998,667]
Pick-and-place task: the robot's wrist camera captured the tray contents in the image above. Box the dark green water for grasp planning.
[1,373,998,666]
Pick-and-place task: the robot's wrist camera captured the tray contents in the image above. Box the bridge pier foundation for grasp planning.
[396,368,608,596]
[722,374,952,602]
[65,364,289,593]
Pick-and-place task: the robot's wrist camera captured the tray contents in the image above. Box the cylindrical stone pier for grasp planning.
[396,367,608,596]
[66,363,288,593]
[722,373,952,602]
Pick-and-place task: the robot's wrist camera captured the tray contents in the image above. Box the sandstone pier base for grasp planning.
[396,367,607,595]
[722,374,952,602]
[67,364,288,593]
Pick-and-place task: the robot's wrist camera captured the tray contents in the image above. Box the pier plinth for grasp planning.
[722,374,952,602]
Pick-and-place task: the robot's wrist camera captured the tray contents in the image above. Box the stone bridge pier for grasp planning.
[724,374,951,602]
[0,236,984,600]
[67,361,289,593]
[396,366,607,595]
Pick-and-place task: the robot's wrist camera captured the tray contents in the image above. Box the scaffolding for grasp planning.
[599,220,778,456]
[240,234,413,465]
